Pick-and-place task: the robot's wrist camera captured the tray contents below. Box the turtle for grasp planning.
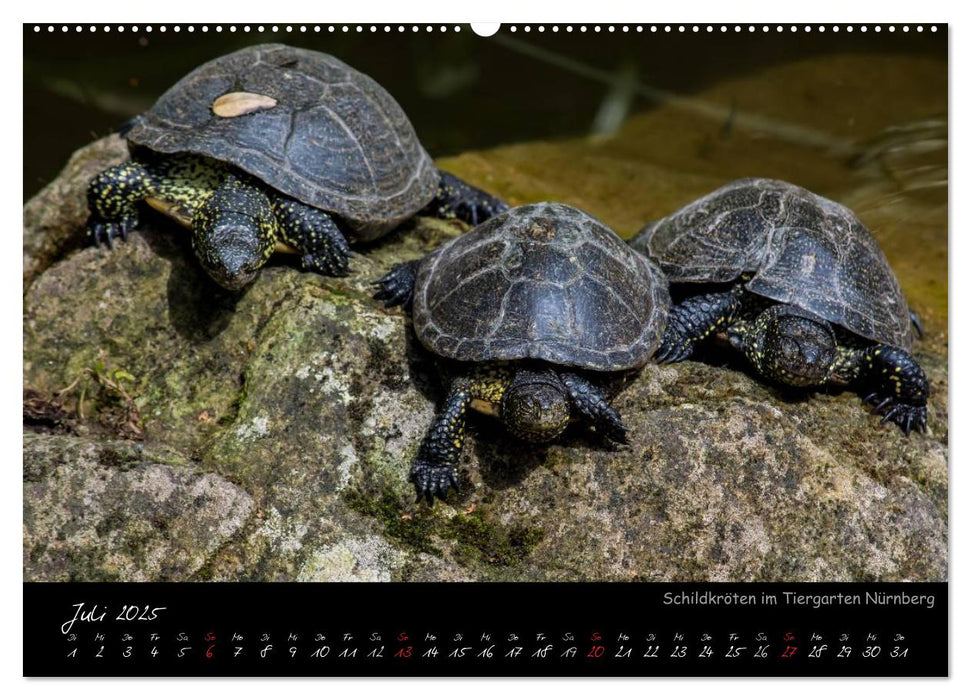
[630,178,929,434]
[85,43,507,291]
[373,202,670,502]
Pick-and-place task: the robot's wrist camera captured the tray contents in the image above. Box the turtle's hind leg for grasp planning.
[372,259,420,309]
[424,170,509,226]
[656,286,744,363]
[86,161,157,247]
[271,195,351,277]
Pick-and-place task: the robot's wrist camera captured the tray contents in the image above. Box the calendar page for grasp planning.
[22,20,948,677]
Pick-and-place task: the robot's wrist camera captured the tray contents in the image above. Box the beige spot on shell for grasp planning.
[212,92,278,118]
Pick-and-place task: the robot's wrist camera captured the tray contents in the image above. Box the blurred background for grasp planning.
[23,24,945,200]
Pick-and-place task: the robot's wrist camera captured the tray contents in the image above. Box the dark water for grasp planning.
[23,23,944,201]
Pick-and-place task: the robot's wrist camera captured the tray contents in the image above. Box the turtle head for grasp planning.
[732,304,838,387]
[501,374,571,443]
[193,178,276,291]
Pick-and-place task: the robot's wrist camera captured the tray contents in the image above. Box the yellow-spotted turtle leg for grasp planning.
[86,161,157,248]
[423,170,509,226]
[271,196,351,278]
[560,372,628,444]
[372,258,420,309]
[412,368,512,503]
[656,286,744,363]
[853,345,929,435]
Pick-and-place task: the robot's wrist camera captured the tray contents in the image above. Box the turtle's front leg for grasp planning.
[848,345,929,435]
[656,286,744,363]
[372,259,420,309]
[424,170,509,226]
[560,372,628,444]
[271,195,351,277]
[86,161,157,247]
[411,369,511,503]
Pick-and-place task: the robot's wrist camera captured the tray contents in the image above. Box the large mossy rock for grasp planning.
[23,54,947,582]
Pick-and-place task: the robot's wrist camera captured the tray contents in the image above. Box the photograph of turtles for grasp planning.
[374,202,669,502]
[24,26,946,583]
[632,178,929,435]
[85,43,507,290]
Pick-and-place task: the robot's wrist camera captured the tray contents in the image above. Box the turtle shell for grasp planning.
[634,178,914,350]
[125,43,439,240]
[413,202,670,371]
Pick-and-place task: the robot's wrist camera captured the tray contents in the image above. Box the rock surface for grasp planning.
[23,54,947,583]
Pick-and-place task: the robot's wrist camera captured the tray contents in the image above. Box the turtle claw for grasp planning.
[910,310,924,339]
[870,397,894,413]
[302,249,350,278]
[654,336,693,364]
[430,171,509,227]
[372,260,418,309]
[607,422,629,446]
[87,216,135,249]
[866,393,927,435]
[410,459,458,504]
